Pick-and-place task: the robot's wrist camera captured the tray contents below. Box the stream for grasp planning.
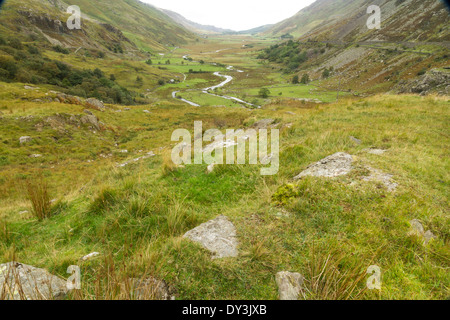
[172,67,259,108]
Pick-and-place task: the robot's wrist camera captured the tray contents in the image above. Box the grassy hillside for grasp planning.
[0,86,448,299]
[0,0,194,53]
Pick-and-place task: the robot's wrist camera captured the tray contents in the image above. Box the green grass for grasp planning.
[1,92,448,300]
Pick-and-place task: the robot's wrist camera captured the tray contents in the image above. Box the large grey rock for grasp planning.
[183,215,238,259]
[294,152,353,179]
[276,271,304,300]
[0,262,68,300]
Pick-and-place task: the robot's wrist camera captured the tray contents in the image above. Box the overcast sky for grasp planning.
[142,0,316,31]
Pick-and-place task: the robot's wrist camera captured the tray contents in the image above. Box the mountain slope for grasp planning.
[161,8,233,35]
[0,0,195,53]
[265,0,449,42]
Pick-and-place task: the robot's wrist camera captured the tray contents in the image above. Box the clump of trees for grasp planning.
[0,37,136,104]
[258,88,271,98]
[257,40,308,72]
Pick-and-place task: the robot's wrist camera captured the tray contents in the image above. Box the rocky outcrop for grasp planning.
[294,152,353,179]
[0,262,68,300]
[85,98,105,110]
[183,215,239,259]
[40,113,101,132]
[397,70,450,96]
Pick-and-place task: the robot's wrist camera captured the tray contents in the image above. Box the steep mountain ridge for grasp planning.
[265,0,449,42]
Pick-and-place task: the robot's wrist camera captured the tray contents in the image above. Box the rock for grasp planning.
[124,277,174,300]
[120,150,128,153]
[423,230,437,245]
[362,166,398,192]
[366,148,387,155]
[276,271,304,300]
[83,109,93,115]
[409,219,425,236]
[143,110,151,114]
[349,136,362,145]
[183,215,238,259]
[294,152,353,179]
[0,262,68,300]
[285,111,296,115]
[80,114,100,130]
[85,98,105,110]
[29,154,42,158]
[252,119,275,129]
[19,136,32,144]
[207,163,215,173]
[80,252,100,261]
[24,85,39,90]
[409,219,437,245]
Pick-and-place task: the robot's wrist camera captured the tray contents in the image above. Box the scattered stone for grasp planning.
[83,109,93,115]
[285,111,296,115]
[349,136,362,145]
[207,163,215,173]
[29,154,42,158]
[80,252,100,261]
[19,136,32,144]
[143,110,151,114]
[276,271,304,300]
[183,215,238,259]
[0,262,69,300]
[424,230,437,245]
[120,150,128,153]
[24,85,39,90]
[18,210,29,215]
[365,148,387,155]
[362,166,398,192]
[124,277,174,300]
[124,108,131,111]
[294,152,353,179]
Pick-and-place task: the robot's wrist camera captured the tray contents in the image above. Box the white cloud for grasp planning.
[142,0,316,31]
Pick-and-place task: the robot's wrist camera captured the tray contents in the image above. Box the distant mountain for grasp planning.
[225,24,274,35]
[161,8,234,35]
[265,0,449,42]
[0,0,195,53]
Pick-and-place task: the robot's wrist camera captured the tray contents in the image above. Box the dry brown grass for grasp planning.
[25,176,51,221]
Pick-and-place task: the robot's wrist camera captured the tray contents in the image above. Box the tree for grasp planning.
[258,88,271,98]
[322,68,330,79]
[199,60,205,65]
[158,79,165,86]
[109,74,116,81]
[292,75,299,84]
[145,59,152,65]
[301,73,310,84]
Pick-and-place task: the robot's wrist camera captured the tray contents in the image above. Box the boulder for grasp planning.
[0,262,68,300]
[80,114,100,130]
[85,98,105,110]
[275,271,304,300]
[183,215,238,259]
[294,152,353,179]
